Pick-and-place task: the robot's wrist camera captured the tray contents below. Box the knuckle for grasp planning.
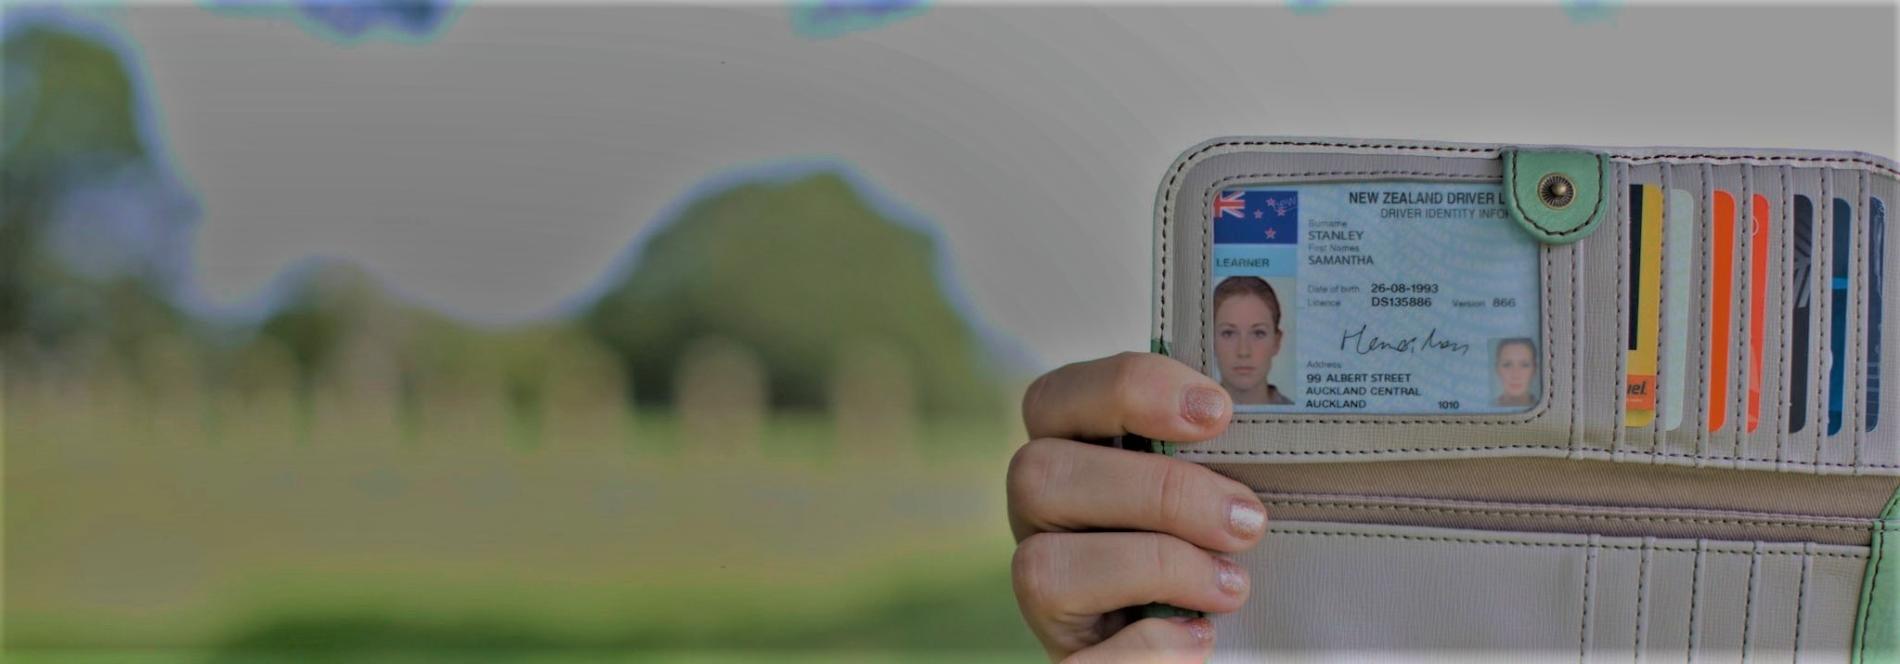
[1012,533,1065,612]
[1021,371,1054,424]
[1145,533,1211,602]
[1007,439,1063,514]
[1141,533,1177,588]
[1107,352,1152,406]
[1151,459,1197,530]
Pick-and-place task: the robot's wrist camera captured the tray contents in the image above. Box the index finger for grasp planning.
[1022,352,1232,443]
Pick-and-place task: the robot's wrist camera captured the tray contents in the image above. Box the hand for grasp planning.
[1008,352,1267,663]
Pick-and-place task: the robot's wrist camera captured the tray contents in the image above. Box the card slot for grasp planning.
[1604,165,1743,466]
[1255,490,1882,546]
[1858,169,1878,471]
[1582,161,1629,458]
[1825,170,1865,472]
[1695,541,1757,658]
[1213,520,1870,660]
[1707,165,1752,464]
[1869,173,1899,470]
[1740,164,1791,469]
[1590,543,1646,664]
[1807,171,1843,465]
[1784,168,1829,467]
[1659,163,1711,466]
[1748,547,1807,663]
[1624,165,1667,457]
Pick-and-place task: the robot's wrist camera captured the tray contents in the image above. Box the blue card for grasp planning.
[1869,197,1886,433]
[1210,182,1542,414]
[1829,198,1852,436]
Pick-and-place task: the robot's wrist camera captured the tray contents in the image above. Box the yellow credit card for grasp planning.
[1626,184,1662,427]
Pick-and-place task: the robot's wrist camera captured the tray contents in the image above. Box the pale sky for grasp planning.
[109,4,1896,370]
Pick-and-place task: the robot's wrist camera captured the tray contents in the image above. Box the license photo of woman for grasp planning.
[1212,276,1294,406]
[1492,337,1538,408]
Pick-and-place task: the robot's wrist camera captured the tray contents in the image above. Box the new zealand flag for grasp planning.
[1212,189,1298,244]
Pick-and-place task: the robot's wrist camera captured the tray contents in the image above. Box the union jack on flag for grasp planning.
[1213,189,1298,245]
[1214,191,1247,219]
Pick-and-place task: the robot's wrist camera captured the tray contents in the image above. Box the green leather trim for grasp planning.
[1140,603,1203,621]
[1855,486,1900,663]
[1148,338,1179,456]
[1500,149,1611,245]
[1140,336,1196,619]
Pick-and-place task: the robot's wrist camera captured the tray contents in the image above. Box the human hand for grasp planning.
[1008,352,1267,663]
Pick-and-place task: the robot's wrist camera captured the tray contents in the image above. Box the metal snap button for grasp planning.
[1537,173,1575,210]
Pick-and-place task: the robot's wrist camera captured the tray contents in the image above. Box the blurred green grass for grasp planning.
[3,378,1040,662]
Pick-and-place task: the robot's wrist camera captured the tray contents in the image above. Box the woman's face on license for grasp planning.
[1496,342,1536,398]
[1214,294,1280,394]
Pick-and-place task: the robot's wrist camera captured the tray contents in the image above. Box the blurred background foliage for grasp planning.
[1,13,1036,663]
[585,172,1003,417]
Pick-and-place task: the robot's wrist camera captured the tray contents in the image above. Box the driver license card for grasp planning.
[1209,182,1543,414]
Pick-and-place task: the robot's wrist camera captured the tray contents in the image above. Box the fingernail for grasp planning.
[1182,385,1228,427]
[1183,617,1213,644]
[1215,557,1247,596]
[1228,500,1267,538]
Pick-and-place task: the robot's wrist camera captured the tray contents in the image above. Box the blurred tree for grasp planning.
[1,25,173,347]
[1,22,200,413]
[584,172,1003,418]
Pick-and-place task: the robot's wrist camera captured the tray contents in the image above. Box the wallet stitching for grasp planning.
[1508,153,1605,238]
[1736,166,1754,459]
[1794,544,1811,658]
[1778,166,1794,468]
[1579,537,1596,660]
[1688,540,1703,659]
[1161,145,1899,465]
[1163,139,1900,182]
[1744,168,1760,457]
[1766,169,1780,464]
[1857,518,1890,659]
[1741,542,1760,657]
[1196,170,1553,426]
[1710,165,1725,466]
[1614,167,1629,458]
[1652,167,1673,462]
[1635,540,1651,656]
[1816,172,1833,466]
[1702,166,1718,462]
[1268,528,1867,558]
[1181,445,1899,467]
[1257,490,1880,521]
[1855,169,1871,470]
[1160,192,1171,344]
[1571,219,1583,456]
[1712,165,1737,462]
[1258,500,1875,532]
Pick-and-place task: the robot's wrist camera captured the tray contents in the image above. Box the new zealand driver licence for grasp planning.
[1207,182,1543,415]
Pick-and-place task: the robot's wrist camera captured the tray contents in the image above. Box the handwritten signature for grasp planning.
[1338,323,1471,356]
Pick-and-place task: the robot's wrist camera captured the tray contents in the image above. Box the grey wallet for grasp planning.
[1149,137,1900,660]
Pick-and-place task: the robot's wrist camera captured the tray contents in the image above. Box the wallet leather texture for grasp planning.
[1214,520,1870,662]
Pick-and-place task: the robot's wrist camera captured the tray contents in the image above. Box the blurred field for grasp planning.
[2,372,1041,662]
[2,13,1047,661]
